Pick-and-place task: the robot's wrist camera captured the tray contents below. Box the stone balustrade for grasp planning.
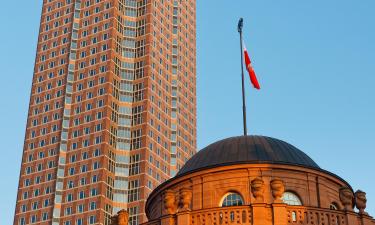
[286,206,347,225]
[139,205,375,225]
[190,206,252,225]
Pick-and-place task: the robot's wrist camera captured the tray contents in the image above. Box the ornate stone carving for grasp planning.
[110,215,118,225]
[270,179,285,203]
[110,210,128,225]
[251,177,265,202]
[118,210,129,225]
[164,190,177,215]
[355,190,367,215]
[179,188,193,211]
[339,187,354,211]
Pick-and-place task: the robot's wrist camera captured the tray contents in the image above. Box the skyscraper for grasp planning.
[14,0,196,225]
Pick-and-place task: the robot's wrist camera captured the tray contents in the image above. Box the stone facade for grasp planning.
[109,135,374,225]
[111,163,374,225]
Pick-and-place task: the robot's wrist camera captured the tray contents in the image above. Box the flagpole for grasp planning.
[238,18,248,136]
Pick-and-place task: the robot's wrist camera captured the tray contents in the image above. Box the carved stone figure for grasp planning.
[164,190,177,215]
[118,210,129,225]
[339,187,354,211]
[251,177,265,202]
[110,210,128,225]
[271,179,285,203]
[355,190,367,215]
[110,215,118,225]
[179,188,193,211]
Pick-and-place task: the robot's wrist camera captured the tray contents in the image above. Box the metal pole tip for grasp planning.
[238,18,244,33]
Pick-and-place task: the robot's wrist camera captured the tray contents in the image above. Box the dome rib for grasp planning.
[177,135,320,176]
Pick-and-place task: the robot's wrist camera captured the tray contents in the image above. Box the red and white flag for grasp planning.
[243,43,260,90]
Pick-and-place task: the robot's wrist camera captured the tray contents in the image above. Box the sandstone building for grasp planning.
[14,0,197,225]
[112,135,374,225]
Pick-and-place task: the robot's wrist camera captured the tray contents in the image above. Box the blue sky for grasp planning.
[0,1,374,224]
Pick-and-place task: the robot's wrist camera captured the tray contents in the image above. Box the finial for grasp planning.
[238,18,243,33]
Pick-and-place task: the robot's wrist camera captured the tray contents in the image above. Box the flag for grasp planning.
[243,43,260,89]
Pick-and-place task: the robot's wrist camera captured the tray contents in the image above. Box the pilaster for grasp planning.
[176,211,191,225]
[161,215,176,225]
[272,203,287,225]
[252,203,271,225]
[360,214,374,225]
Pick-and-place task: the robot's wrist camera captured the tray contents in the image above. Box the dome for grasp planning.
[177,135,319,176]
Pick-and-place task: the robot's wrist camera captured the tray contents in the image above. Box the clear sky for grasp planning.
[0,1,374,224]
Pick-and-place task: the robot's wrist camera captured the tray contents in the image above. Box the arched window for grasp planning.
[330,202,339,210]
[282,192,302,206]
[221,192,244,207]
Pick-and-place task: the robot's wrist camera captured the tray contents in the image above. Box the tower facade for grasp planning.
[14,0,197,225]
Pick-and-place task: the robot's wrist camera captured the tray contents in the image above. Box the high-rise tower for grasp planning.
[14,0,197,225]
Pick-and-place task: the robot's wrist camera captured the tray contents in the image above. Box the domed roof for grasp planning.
[177,135,320,176]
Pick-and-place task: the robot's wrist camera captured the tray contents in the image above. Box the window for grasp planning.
[43,199,50,207]
[221,192,243,207]
[65,207,72,215]
[282,192,302,206]
[19,217,25,225]
[77,204,84,213]
[330,202,339,210]
[42,212,48,221]
[89,215,96,224]
[79,191,85,199]
[30,215,37,224]
[21,204,27,212]
[76,218,83,225]
[90,201,97,210]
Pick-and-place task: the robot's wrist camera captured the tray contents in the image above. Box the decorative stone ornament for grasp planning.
[179,188,193,211]
[270,179,285,203]
[355,190,367,215]
[164,190,177,215]
[251,177,265,202]
[117,210,129,225]
[110,215,118,225]
[339,187,354,211]
[110,210,128,225]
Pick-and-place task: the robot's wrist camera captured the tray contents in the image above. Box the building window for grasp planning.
[282,192,302,206]
[89,215,96,224]
[19,217,25,225]
[330,202,339,210]
[221,192,244,207]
